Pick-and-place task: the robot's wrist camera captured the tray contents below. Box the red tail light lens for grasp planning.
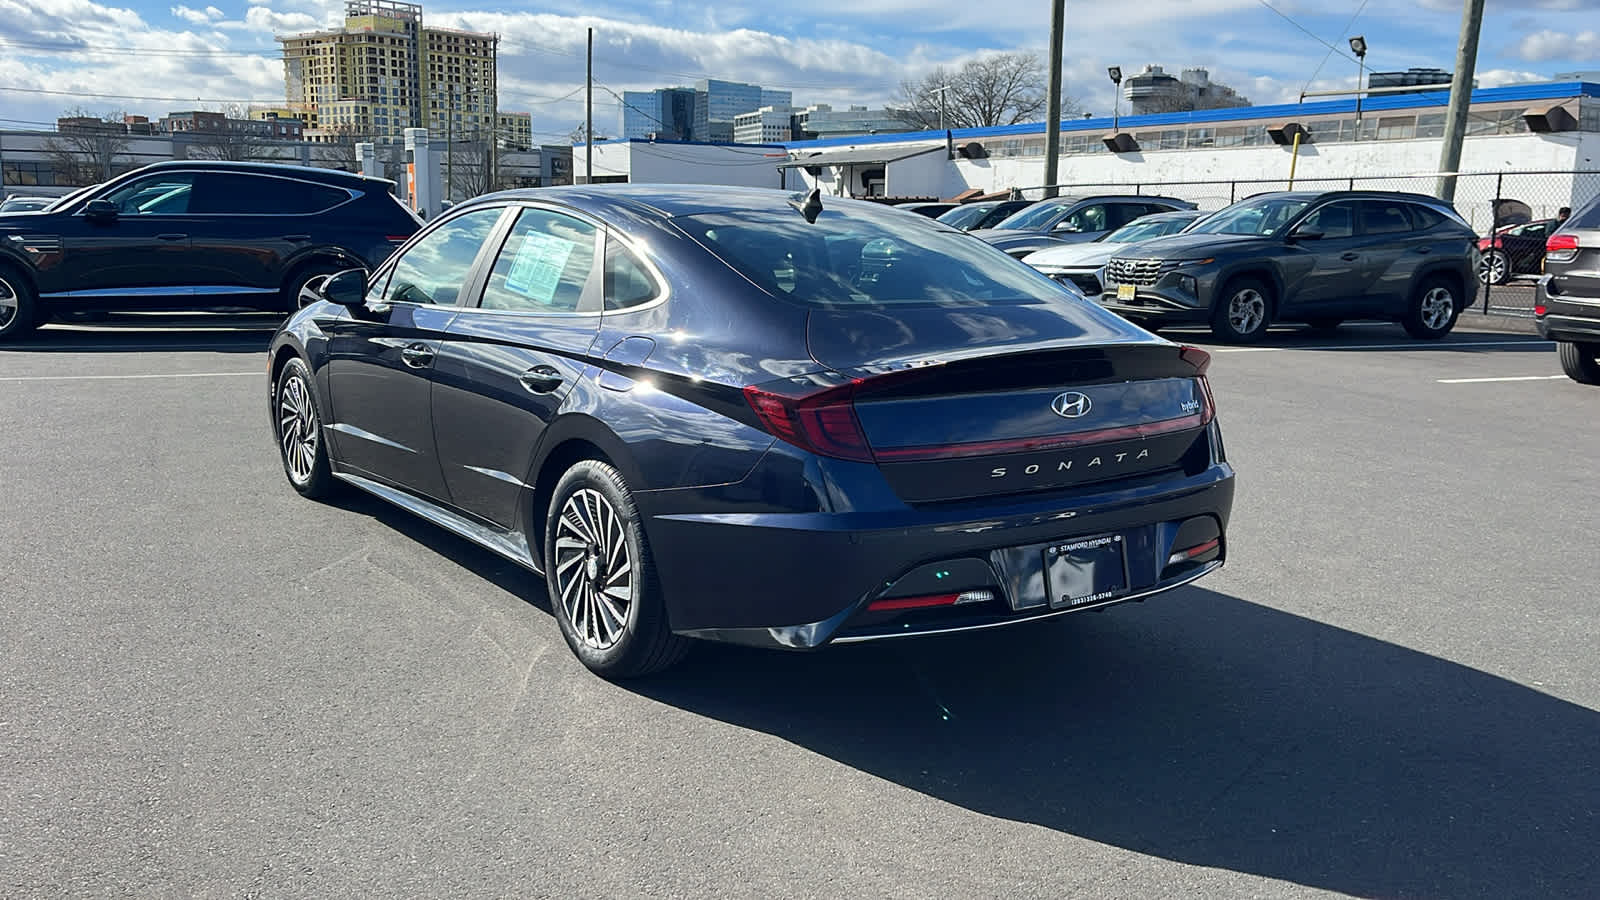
[1534,304,1548,317]
[1179,345,1211,376]
[743,381,874,462]
[1547,234,1579,253]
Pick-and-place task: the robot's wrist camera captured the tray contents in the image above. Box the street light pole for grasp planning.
[1349,36,1368,126]
[1108,66,1123,133]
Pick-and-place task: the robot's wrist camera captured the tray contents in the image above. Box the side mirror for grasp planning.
[317,268,368,308]
[84,199,118,222]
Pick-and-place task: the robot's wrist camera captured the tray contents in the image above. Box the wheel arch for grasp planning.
[0,251,38,294]
[1216,265,1283,307]
[1415,263,1467,305]
[279,248,368,294]
[523,415,645,570]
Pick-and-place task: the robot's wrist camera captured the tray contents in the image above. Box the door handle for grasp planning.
[283,234,312,242]
[1340,252,1360,261]
[519,366,564,393]
[156,233,187,241]
[400,343,435,368]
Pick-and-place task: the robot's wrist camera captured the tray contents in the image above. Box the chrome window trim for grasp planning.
[72,169,360,218]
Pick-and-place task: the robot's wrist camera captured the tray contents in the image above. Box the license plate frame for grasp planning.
[1044,534,1130,610]
[1116,282,1137,302]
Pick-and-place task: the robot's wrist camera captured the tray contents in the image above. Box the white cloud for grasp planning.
[170,5,222,25]
[1515,29,1600,61]
[217,6,319,33]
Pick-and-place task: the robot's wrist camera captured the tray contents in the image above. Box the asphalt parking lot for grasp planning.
[3,315,1596,899]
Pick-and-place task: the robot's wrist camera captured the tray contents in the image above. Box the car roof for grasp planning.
[1130,209,1204,221]
[137,159,388,188]
[1241,189,1453,204]
[469,184,952,220]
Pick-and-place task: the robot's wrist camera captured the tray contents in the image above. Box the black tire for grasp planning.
[281,260,346,313]
[544,460,689,679]
[0,264,41,342]
[1478,249,1510,285]
[1403,275,1461,340]
[273,357,338,499]
[1305,318,1343,332]
[1558,341,1600,385]
[1209,276,1273,343]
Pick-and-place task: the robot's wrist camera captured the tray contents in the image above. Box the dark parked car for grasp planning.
[894,201,959,218]
[1477,217,1557,284]
[1100,191,1479,342]
[1535,198,1600,384]
[936,199,1033,231]
[1023,210,1207,296]
[267,186,1235,677]
[0,161,420,340]
[973,195,1196,258]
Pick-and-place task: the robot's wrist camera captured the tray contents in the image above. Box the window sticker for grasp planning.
[503,231,577,304]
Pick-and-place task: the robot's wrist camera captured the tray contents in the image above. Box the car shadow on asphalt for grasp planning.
[630,589,1598,899]
[13,315,280,354]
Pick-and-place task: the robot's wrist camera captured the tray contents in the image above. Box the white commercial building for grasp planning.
[733,106,794,144]
[572,139,791,189]
[777,80,1600,232]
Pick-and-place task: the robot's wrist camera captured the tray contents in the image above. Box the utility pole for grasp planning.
[1042,0,1065,199]
[1436,0,1486,203]
[445,88,453,204]
[585,27,594,185]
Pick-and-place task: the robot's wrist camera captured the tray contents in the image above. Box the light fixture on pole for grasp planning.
[1348,36,1367,126]
[1107,66,1123,133]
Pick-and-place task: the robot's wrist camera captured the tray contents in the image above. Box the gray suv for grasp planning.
[1100,191,1479,342]
[1535,196,1600,384]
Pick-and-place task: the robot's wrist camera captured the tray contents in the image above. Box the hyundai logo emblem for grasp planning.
[1052,391,1092,418]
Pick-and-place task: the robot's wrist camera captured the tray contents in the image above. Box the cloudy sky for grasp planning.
[1,0,1597,142]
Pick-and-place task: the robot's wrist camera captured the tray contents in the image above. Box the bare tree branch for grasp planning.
[44,107,132,185]
[894,53,1078,131]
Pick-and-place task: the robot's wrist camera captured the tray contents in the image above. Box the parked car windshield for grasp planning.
[1187,196,1312,236]
[936,204,995,230]
[1100,216,1194,243]
[676,207,1070,308]
[991,200,1072,231]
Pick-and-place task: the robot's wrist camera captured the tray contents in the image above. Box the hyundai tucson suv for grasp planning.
[1535,196,1600,384]
[267,186,1234,678]
[973,195,1196,258]
[1100,191,1478,341]
[0,161,420,340]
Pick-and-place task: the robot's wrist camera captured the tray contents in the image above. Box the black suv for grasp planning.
[1536,196,1600,384]
[1101,191,1479,342]
[0,161,420,340]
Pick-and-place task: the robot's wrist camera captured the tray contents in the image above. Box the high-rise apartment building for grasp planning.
[277,0,497,144]
[496,111,533,150]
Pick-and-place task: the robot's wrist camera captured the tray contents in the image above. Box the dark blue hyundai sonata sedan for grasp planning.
[267,185,1235,677]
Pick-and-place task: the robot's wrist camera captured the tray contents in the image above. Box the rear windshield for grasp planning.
[675,207,1074,308]
[1569,195,1600,230]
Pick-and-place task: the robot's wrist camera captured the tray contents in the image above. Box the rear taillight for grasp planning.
[1181,345,1216,426]
[743,381,874,462]
[1534,304,1548,317]
[1547,234,1579,253]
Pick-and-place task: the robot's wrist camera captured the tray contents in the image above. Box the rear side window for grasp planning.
[603,238,660,310]
[676,207,1071,309]
[479,208,598,313]
[1568,196,1600,229]
[1300,202,1357,239]
[189,173,349,215]
[1408,205,1448,231]
[1360,201,1413,235]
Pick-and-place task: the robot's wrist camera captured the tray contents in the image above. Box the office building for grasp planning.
[497,111,532,150]
[1123,65,1250,116]
[733,105,793,143]
[791,104,916,140]
[1368,68,1454,94]
[277,0,498,144]
[692,79,792,144]
[621,87,696,141]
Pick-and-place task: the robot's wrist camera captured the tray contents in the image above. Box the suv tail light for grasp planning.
[1547,233,1579,261]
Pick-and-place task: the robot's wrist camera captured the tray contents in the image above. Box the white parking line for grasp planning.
[1436,375,1568,384]
[0,371,259,382]
[1211,340,1553,353]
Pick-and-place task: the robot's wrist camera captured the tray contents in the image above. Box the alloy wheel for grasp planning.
[553,488,635,651]
[277,373,319,484]
[1227,289,1266,334]
[1477,250,1508,285]
[0,278,17,331]
[1419,287,1455,331]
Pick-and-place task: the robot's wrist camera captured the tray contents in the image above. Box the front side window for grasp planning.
[478,208,597,313]
[103,174,195,215]
[992,200,1072,232]
[1299,202,1357,240]
[381,206,503,305]
[1054,204,1109,233]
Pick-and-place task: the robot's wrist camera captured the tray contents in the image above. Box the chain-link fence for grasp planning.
[1012,170,1600,316]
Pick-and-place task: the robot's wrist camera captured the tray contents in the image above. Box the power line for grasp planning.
[1255,0,1362,66]
[1300,0,1370,96]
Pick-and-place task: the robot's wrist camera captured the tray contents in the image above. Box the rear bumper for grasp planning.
[642,462,1235,649]
[1536,284,1600,343]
